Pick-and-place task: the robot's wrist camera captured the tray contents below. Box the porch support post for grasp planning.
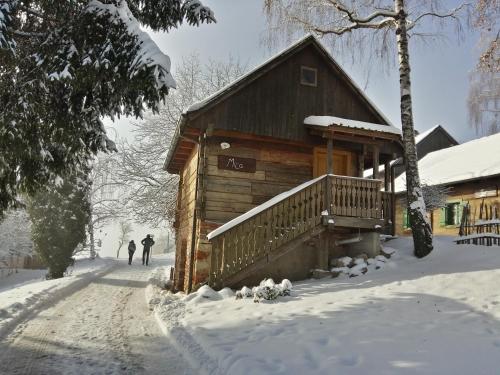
[384,161,391,191]
[372,145,380,180]
[327,138,333,175]
[358,144,366,178]
[326,126,334,215]
[390,164,396,193]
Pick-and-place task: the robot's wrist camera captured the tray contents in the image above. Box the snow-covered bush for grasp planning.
[237,278,293,302]
[280,279,293,296]
[218,287,235,299]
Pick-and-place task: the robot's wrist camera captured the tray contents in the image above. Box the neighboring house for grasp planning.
[364,124,458,179]
[394,133,500,236]
[164,35,403,293]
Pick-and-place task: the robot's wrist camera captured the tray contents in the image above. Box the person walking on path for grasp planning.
[127,240,136,265]
[141,235,155,266]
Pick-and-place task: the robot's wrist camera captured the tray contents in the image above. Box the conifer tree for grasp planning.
[27,170,91,279]
[0,0,215,215]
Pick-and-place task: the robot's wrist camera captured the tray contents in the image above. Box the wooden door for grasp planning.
[313,148,352,177]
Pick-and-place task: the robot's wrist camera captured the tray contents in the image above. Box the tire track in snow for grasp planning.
[0,261,194,375]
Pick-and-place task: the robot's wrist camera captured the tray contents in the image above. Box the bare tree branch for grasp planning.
[114,53,247,227]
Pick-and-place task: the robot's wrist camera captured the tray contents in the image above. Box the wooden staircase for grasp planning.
[208,175,393,289]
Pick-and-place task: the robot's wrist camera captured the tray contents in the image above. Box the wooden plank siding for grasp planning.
[173,145,199,291]
[187,44,387,145]
[203,141,315,224]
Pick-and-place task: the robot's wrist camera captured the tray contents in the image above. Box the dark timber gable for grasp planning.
[165,35,393,174]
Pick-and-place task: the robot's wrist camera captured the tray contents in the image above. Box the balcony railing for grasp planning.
[208,175,393,288]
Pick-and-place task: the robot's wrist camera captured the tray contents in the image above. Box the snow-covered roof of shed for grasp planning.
[414,124,440,144]
[394,132,500,192]
[304,116,401,135]
[183,35,393,127]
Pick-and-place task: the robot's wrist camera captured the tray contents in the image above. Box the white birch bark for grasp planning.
[395,0,433,257]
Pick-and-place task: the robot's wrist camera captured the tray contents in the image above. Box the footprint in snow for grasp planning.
[493,340,500,348]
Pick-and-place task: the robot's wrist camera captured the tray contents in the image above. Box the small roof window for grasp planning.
[301,66,317,87]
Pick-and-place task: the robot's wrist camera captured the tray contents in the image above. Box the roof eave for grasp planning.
[163,114,188,174]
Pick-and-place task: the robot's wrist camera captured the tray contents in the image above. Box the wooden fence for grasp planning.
[209,175,389,288]
[456,200,500,246]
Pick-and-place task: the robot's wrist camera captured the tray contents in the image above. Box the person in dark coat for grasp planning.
[141,234,155,266]
[128,240,136,265]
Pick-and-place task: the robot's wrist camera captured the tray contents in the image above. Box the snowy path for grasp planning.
[0,260,193,375]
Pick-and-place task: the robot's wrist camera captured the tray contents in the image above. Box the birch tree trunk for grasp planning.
[395,0,433,257]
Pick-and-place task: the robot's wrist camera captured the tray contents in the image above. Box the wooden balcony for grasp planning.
[208,174,394,289]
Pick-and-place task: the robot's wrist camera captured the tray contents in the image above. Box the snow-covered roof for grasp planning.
[414,124,440,144]
[207,175,327,240]
[304,116,401,135]
[394,132,500,192]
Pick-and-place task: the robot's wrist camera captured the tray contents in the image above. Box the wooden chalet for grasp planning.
[164,35,403,292]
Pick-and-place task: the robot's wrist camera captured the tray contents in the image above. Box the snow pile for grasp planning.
[0,257,113,336]
[148,266,172,290]
[145,265,175,310]
[183,285,237,305]
[184,285,223,304]
[330,248,396,278]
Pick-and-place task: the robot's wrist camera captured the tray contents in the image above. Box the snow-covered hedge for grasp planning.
[236,278,293,302]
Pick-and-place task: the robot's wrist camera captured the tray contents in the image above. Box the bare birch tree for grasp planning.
[116,220,133,258]
[88,153,124,257]
[116,54,247,227]
[468,0,499,135]
[263,0,469,257]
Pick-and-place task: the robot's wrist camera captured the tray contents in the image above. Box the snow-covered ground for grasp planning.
[0,253,193,375]
[151,237,500,375]
[0,256,114,336]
